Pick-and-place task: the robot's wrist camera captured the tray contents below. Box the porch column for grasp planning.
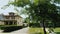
[8,21,9,25]
[13,21,14,25]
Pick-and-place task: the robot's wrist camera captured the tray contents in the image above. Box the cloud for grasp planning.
[0,0,15,15]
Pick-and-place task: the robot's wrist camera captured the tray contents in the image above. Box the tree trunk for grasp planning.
[42,18,46,34]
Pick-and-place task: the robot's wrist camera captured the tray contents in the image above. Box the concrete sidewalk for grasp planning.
[11,27,29,34]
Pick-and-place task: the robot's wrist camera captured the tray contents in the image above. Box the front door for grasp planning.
[9,21,13,25]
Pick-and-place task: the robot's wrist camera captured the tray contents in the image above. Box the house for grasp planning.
[0,12,23,26]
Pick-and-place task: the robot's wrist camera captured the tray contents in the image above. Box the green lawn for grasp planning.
[54,28,60,34]
[29,27,60,34]
[29,27,47,34]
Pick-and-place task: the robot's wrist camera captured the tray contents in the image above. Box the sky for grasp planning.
[0,0,15,15]
[0,0,28,18]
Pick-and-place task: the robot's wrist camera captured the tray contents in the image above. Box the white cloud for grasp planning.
[0,0,15,15]
[0,0,9,8]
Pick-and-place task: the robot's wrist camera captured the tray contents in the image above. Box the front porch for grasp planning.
[4,21,17,25]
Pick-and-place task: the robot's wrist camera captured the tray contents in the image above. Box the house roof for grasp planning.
[3,12,22,18]
[0,12,22,21]
[3,15,22,18]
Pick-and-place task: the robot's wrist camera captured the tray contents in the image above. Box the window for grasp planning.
[10,16,15,19]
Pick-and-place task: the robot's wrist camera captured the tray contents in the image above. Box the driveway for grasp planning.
[11,27,29,34]
[0,27,29,34]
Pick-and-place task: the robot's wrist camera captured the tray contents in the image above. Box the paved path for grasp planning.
[0,27,29,34]
[11,27,29,34]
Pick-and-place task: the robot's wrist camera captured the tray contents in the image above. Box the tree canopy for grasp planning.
[8,0,60,27]
[10,0,59,22]
[9,0,60,34]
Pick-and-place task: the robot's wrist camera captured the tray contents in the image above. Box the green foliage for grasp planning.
[9,0,60,34]
[11,0,30,7]
[10,0,60,27]
[11,0,51,7]
[54,0,60,3]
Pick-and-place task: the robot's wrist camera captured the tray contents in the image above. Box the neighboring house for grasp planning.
[0,12,23,26]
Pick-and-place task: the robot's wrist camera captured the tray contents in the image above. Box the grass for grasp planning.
[29,27,47,34]
[54,28,60,34]
[54,28,60,32]
[29,27,60,34]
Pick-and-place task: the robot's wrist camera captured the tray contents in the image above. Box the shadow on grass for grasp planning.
[56,32,60,34]
[30,32,42,34]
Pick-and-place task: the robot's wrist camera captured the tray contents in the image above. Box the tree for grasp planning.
[8,0,60,34]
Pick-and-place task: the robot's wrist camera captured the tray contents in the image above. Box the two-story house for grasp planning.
[0,12,23,26]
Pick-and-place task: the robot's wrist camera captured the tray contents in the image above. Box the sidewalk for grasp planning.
[11,27,29,34]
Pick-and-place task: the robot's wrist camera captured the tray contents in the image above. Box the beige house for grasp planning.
[0,12,23,26]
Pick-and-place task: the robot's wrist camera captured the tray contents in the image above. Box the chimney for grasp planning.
[9,12,15,16]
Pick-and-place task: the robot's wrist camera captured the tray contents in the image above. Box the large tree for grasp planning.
[8,0,60,34]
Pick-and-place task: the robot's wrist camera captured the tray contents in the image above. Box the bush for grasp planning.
[3,26,23,32]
